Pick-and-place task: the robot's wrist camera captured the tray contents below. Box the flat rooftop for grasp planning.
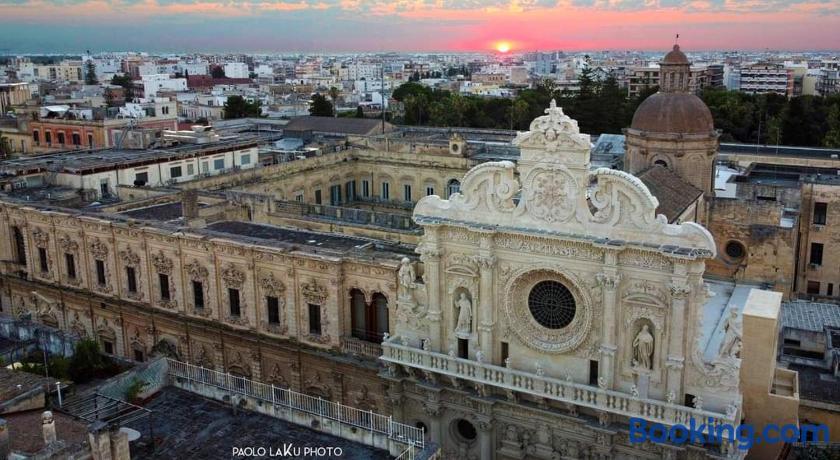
[0,134,280,175]
[781,301,840,332]
[205,221,414,258]
[124,387,392,460]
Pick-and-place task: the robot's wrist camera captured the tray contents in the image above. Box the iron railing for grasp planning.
[165,358,424,449]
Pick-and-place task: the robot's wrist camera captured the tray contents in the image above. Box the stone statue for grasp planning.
[454,292,472,336]
[421,338,430,351]
[632,324,655,370]
[398,257,416,296]
[692,395,704,410]
[630,385,639,398]
[448,346,456,358]
[42,410,56,444]
[535,362,545,377]
[475,350,484,363]
[718,309,742,359]
[504,357,512,368]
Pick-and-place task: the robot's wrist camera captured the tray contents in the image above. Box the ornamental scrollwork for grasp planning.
[259,271,285,296]
[89,238,109,259]
[185,260,209,281]
[119,247,140,267]
[31,228,50,248]
[301,279,328,304]
[221,264,246,288]
[152,251,174,275]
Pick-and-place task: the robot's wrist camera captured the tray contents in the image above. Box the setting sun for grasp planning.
[495,41,511,53]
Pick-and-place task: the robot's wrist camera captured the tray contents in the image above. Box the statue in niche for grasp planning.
[454,291,472,336]
[632,324,654,370]
[718,309,742,359]
[398,257,416,297]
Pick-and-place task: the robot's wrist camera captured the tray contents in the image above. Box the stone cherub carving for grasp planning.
[632,324,655,370]
[398,257,416,298]
[718,309,742,359]
[454,292,472,336]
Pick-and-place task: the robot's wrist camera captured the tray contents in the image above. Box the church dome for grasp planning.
[662,44,689,65]
[630,92,715,134]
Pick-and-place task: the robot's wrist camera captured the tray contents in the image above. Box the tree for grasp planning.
[69,339,109,383]
[110,74,134,101]
[223,95,262,119]
[328,86,340,116]
[355,106,365,118]
[824,104,840,148]
[309,93,334,117]
[210,66,226,79]
[84,60,98,85]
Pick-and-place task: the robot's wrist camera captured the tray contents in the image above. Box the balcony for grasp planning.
[771,368,799,398]
[381,340,735,429]
[340,336,383,359]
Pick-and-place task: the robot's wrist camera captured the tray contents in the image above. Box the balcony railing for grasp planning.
[381,340,736,431]
[340,336,383,359]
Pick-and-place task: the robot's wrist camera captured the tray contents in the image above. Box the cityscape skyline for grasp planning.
[2,0,840,53]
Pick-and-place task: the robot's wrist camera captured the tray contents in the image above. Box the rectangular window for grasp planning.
[589,360,599,385]
[134,349,145,362]
[403,184,412,202]
[170,166,183,178]
[103,340,114,355]
[345,180,356,201]
[214,158,225,170]
[457,338,469,359]
[228,288,241,317]
[126,267,137,293]
[201,161,209,173]
[57,132,65,145]
[295,193,303,202]
[159,273,170,300]
[96,260,106,285]
[807,280,821,295]
[362,180,370,198]
[193,281,205,309]
[308,303,321,335]
[329,184,342,206]
[87,133,93,147]
[240,154,251,165]
[267,296,280,324]
[426,186,435,196]
[810,242,824,266]
[65,253,76,279]
[38,247,48,272]
[314,189,322,205]
[33,131,39,143]
[45,131,52,145]
[381,182,390,200]
[829,283,834,296]
[814,202,827,225]
[500,342,509,365]
[187,163,195,176]
[134,171,148,185]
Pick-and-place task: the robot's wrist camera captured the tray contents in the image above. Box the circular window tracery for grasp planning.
[528,280,576,329]
[725,240,746,260]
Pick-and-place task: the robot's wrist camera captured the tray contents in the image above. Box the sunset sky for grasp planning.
[1,0,839,53]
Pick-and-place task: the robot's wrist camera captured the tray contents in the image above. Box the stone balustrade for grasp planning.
[381,339,736,431]
[340,336,383,359]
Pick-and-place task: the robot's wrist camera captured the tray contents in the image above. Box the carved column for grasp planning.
[596,269,619,389]
[419,230,442,350]
[477,419,493,460]
[666,280,690,397]
[476,253,496,359]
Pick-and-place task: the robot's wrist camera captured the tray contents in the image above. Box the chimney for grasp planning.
[0,418,10,460]
[181,190,199,220]
[42,410,57,445]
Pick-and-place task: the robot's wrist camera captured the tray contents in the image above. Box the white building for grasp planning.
[141,74,187,97]
[224,62,250,79]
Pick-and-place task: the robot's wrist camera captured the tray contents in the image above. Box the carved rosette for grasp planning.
[518,166,578,223]
[504,266,593,353]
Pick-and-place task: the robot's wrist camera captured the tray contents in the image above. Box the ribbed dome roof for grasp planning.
[662,44,689,64]
[630,92,715,134]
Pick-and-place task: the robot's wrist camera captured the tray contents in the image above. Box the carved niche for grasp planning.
[620,279,669,379]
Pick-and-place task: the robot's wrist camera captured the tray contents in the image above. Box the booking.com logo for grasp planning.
[629,417,830,450]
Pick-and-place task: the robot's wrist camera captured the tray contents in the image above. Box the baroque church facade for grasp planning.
[0,44,793,460]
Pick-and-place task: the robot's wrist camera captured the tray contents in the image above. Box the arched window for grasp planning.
[349,289,389,343]
[447,179,461,198]
[654,159,669,168]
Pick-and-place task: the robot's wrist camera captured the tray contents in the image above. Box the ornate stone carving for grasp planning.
[89,238,109,259]
[454,291,473,337]
[57,234,79,253]
[185,260,209,281]
[504,266,593,353]
[301,279,328,304]
[151,251,173,275]
[119,247,140,267]
[31,228,50,248]
[221,264,245,288]
[260,271,285,296]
